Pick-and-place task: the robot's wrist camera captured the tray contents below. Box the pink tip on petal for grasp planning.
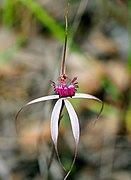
[71,77,77,83]
[51,99,63,145]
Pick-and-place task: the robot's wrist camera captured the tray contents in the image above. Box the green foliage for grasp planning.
[2,0,15,26]
[2,0,65,41]
[0,35,26,64]
[102,78,122,101]
[1,0,67,64]
[125,105,131,133]
[19,0,65,41]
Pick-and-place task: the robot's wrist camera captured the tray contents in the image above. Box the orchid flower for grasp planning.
[16,74,103,179]
[16,1,103,179]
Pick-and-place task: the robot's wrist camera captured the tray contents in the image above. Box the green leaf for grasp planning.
[2,0,15,26]
[19,0,65,41]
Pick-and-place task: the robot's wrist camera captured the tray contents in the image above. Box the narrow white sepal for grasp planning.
[73,93,101,102]
[72,93,103,123]
[64,99,79,145]
[51,99,62,145]
[26,95,59,106]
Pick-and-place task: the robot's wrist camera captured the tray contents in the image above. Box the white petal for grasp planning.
[64,99,79,145]
[51,99,62,145]
[26,95,59,106]
[15,95,59,134]
[72,93,104,123]
[72,93,101,102]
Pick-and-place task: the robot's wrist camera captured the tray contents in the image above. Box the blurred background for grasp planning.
[0,0,131,179]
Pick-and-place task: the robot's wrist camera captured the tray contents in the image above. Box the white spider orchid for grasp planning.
[16,74,103,179]
[16,1,103,179]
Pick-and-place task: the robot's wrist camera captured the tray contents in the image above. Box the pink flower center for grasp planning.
[51,74,78,98]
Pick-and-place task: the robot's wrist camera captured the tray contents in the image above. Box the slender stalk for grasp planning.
[61,1,70,75]
[47,144,55,170]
